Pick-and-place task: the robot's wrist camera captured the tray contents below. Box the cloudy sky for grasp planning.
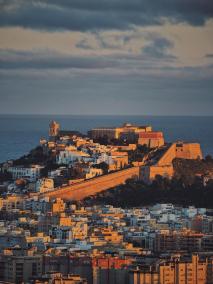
[0,0,213,115]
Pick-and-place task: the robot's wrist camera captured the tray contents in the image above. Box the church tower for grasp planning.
[49,120,60,137]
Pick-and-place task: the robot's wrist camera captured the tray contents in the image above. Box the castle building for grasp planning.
[89,123,152,140]
[138,131,164,148]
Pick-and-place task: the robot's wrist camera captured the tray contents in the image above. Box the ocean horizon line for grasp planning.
[0,114,213,118]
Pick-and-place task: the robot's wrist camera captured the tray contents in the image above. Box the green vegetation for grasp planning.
[13,146,49,166]
[84,176,213,208]
[173,156,213,185]
[0,171,12,183]
[84,157,213,209]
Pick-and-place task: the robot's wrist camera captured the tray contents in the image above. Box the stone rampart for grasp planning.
[40,167,139,201]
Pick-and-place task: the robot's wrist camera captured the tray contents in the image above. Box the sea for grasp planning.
[0,115,212,163]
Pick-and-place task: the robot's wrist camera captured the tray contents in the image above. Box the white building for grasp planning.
[8,165,44,182]
[96,152,114,165]
[48,167,66,178]
[182,206,198,218]
[57,149,92,165]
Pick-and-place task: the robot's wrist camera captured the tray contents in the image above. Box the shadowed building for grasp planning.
[0,249,42,284]
[129,254,212,284]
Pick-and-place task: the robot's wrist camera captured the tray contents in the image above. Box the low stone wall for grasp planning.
[40,167,139,201]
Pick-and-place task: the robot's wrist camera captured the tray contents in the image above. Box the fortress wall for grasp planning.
[138,137,165,148]
[157,143,202,166]
[176,143,203,159]
[145,142,203,183]
[190,144,203,159]
[157,144,176,166]
[140,165,174,184]
[149,165,174,181]
[40,167,139,201]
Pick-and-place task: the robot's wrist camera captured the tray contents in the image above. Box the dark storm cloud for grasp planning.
[95,33,122,50]
[0,66,213,116]
[0,43,165,72]
[0,0,213,31]
[0,44,178,72]
[142,37,176,60]
[76,33,131,50]
[0,49,117,69]
[75,39,94,50]
[1,48,213,78]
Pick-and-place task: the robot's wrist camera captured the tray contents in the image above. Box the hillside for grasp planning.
[173,157,213,185]
[83,158,213,209]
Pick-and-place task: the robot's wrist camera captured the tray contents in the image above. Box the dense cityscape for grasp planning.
[0,121,212,283]
[1,0,213,283]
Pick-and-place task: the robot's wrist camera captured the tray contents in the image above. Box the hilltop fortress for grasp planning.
[36,122,203,201]
[87,123,202,184]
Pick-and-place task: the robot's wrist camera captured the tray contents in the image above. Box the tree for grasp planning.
[205,155,213,163]
[0,171,12,182]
